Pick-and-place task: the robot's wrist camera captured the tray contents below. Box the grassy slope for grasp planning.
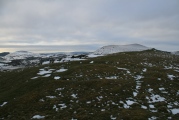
[0,49,179,120]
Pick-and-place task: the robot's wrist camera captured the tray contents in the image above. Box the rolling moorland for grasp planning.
[0,49,179,120]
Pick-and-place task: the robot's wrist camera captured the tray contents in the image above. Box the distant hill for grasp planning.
[0,52,10,56]
[93,44,150,55]
[3,51,40,60]
[172,51,179,55]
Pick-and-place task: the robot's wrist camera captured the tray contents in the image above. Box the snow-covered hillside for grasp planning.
[0,51,89,71]
[3,51,41,61]
[93,44,150,55]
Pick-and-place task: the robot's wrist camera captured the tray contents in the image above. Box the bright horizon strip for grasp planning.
[0,45,98,53]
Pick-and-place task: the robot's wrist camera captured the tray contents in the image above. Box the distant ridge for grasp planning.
[16,51,30,53]
[172,51,179,55]
[93,44,150,55]
[0,52,10,57]
[3,51,40,60]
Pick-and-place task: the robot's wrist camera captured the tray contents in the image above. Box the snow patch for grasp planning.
[56,68,68,72]
[149,104,155,109]
[87,54,104,58]
[126,100,135,106]
[86,101,91,104]
[101,109,105,111]
[171,108,179,114]
[135,75,143,80]
[42,74,51,77]
[141,105,147,109]
[59,103,67,109]
[133,92,138,97]
[158,78,161,80]
[54,76,60,80]
[0,102,7,107]
[31,115,45,119]
[148,116,157,120]
[42,61,50,65]
[148,94,165,103]
[110,115,116,120]
[167,74,175,80]
[37,69,52,75]
[53,105,58,111]
[56,88,64,91]
[142,68,147,72]
[61,57,86,62]
[159,88,165,91]
[71,94,78,99]
[117,67,128,70]
[90,61,94,63]
[46,96,56,99]
[105,76,118,79]
[31,76,38,79]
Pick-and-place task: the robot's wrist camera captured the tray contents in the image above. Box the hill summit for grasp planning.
[93,44,150,55]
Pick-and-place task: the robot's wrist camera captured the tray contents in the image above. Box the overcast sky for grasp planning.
[0,0,179,52]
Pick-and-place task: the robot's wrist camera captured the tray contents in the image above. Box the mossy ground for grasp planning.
[0,49,179,120]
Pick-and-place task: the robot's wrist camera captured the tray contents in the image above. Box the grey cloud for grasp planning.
[0,0,179,51]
